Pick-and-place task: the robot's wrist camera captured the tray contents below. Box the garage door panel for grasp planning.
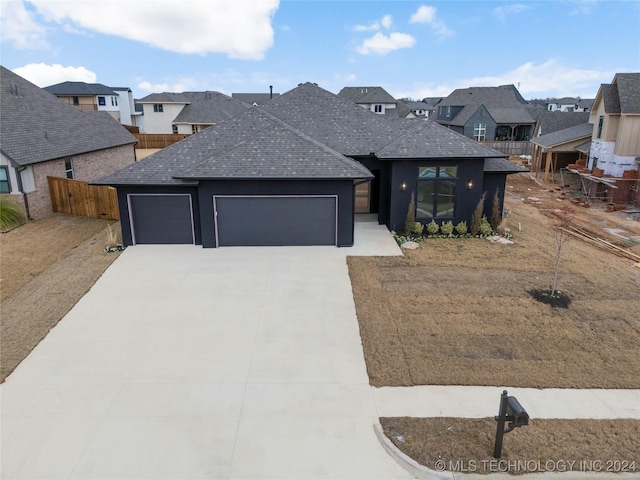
[215,196,336,247]
[129,195,194,244]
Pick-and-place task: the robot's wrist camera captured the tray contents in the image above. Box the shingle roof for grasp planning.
[614,73,640,114]
[1,66,137,167]
[172,92,249,125]
[601,84,622,113]
[530,123,593,148]
[231,93,280,105]
[438,84,534,126]
[338,86,397,104]
[44,81,116,96]
[535,111,591,136]
[483,157,529,173]
[137,92,191,104]
[575,140,591,153]
[94,107,372,185]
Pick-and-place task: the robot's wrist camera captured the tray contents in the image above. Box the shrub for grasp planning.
[411,222,424,235]
[426,220,439,236]
[455,221,468,236]
[404,192,415,235]
[0,199,26,231]
[480,215,492,236]
[440,220,454,236]
[470,193,486,236]
[490,190,502,232]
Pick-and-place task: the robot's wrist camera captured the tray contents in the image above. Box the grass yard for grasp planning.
[348,176,640,389]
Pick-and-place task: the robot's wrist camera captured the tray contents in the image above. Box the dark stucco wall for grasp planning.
[196,179,355,248]
[481,173,508,220]
[386,158,487,232]
[116,185,201,246]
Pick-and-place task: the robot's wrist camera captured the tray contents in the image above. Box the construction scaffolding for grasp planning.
[559,167,640,208]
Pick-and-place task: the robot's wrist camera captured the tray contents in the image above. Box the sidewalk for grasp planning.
[373,385,640,419]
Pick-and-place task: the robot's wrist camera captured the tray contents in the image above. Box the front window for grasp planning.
[64,157,74,179]
[72,96,79,105]
[192,125,198,134]
[0,166,10,193]
[373,104,383,113]
[98,96,106,106]
[111,96,118,106]
[416,166,457,219]
[172,125,178,134]
[597,115,604,139]
[153,104,164,113]
[474,123,486,141]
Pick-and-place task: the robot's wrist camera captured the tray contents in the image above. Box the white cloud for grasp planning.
[409,5,453,37]
[0,0,48,49]
[395,59,615,100]
[12,63,97,87]
[356,32,415,55]
[493,4,531,21]
[354,14,393,32]
[137,77,200,94]
[381,14,393,29]
[28,0,279,59]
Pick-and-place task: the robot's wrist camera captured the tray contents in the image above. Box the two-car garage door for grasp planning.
[214,196,337,246]
[128,194,337,246]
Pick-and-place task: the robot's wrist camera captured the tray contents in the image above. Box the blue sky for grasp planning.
[1,0,639,101]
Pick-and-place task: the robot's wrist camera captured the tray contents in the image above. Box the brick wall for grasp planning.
[26,144,135,218]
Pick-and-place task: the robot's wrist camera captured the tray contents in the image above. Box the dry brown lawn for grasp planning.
[381,417,639,476]
[349,173,640,389]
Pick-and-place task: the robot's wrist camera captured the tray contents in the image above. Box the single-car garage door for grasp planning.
[214,195,337,246]
[128,194,195,244]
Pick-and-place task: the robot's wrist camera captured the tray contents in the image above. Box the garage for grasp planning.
[214,195,337,246]
[128,194,195,244]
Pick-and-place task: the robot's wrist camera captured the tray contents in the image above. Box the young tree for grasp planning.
[404,191,415,235]
[470,192,486,236]
[551,214,572,296]
[490,190,502,233]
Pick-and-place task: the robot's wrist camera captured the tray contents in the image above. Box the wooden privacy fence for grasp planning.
[48,176,119,220]
[133,133,188,149]
[480,141,532,156]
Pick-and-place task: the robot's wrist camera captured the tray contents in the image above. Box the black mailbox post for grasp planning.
[494,390,529,458]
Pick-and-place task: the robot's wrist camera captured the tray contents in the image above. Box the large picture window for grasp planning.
[416,166,457,219]
[474,123,486,141]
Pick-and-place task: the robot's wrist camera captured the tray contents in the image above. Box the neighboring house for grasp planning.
[232,91,280,106]
[435,85,535,142]
[94,82,525,248]
[43,81,139,126]
[546,97,594,112]
[530,123,593,178]
[1,67,137,219]
[531,111,591,138]
[401,99,432,118]
[136,91,249,134]
[338,86,415,118]
[588,73,640,177]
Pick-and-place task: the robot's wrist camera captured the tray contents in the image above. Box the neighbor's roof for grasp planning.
[137,92,191,104]
[534,111,591,136]
[438,84,535,126]
[530,123,593,148]
[575,140,591,153]
[44,81,116,96]
[172,92,249,125]
[612,73,640,114]
[1,66,137,167]
[93,107,372,185]
[338,86,397,104]
[231,93,280,105]
[483,157,529,173]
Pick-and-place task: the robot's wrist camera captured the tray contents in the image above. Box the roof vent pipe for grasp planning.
[270,85,273,99]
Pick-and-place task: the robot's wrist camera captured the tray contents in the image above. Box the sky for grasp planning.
[1,0,639,101]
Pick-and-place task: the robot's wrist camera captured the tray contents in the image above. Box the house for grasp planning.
[136,91,249,134]
[94,82,525,248]
[43,81,139,126]
[546,97,594,112]
[588,73,640,177]
[338,86,415,118]
[1,67,137,218]
[435,85,535,142]
[401,99,432,118]
[530,123,593,179]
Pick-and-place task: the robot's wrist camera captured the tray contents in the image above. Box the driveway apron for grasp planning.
[1,224,410,479]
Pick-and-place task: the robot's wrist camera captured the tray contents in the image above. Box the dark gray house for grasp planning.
[436,85,535,142]
[95,82,525,248]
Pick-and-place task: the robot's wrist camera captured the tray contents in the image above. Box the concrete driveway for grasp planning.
[1,223,410,479]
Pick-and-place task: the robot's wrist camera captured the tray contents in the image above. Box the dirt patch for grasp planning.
[349,173,640,389]
[381,417,640,476]
[1,214,122,381]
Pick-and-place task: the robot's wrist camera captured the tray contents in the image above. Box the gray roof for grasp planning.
[231,93,280,105]
[403,100,431,111]
[94,107,372,185]
[172,92,249,125]
[614,73,640,114]
[1,66,137,167]
[44,81,116,96]
[338,86,397,104]
[530,123,593,148]
[535,111,591,136]
[138,92,191,104]
[601,84,622,113]
[438,84,535,126]
[94,82,507,186]
[575,140,591,153]
[483,157,529,173]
